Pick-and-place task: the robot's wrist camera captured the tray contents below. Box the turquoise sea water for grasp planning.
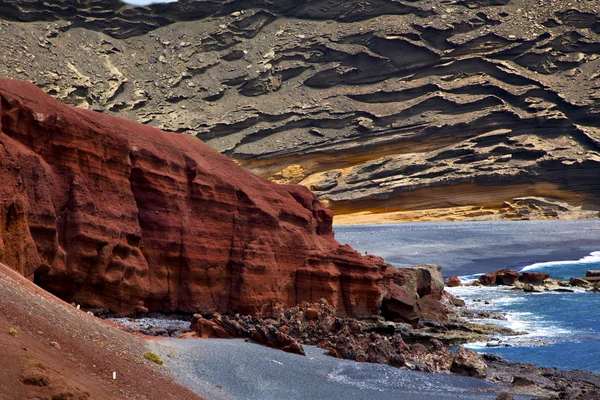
[449,252,600,372]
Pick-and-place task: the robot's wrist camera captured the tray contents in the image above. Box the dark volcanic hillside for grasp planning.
[2,0,600,222]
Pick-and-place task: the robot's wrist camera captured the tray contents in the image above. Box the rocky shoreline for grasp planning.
[108,290,600,400]
[446,268,600,294]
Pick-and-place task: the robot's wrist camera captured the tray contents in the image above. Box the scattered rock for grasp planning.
[570,277,591,287]
[451,347,487,378]
[520,272,550,286]
[444,276,462,287]
[479,270,521,286]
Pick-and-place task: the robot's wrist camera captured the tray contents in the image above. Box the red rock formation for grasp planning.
[0,79,446,321]
[478,270,521,286]
[520,272,550,286]
[444,276,462,288]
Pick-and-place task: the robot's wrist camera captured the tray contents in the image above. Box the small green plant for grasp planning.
[8,328,18,336]
[143,351,164,365]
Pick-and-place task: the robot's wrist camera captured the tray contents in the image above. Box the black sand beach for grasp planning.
[150,338,531,400]
[334,220,600,277]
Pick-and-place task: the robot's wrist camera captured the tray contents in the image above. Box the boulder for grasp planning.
[251,326,305,355]
[444,276,462,287]
[570,277,591,287]
[450,296,466,307]
[190,315,230,339]
[381,282,420,325]
[381,265,447,325]
[189,312,305,355]
[522,284,542,293]
[478,270,521,286]
[584,271,600,283]
[451,347,487,378]
[519,272,550,286]
[0,79,445,321]
[412,264,445,299]
[304,308,319,320]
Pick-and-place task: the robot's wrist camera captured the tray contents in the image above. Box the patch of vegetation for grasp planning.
[143,351,164,365]
[8,328,18,336]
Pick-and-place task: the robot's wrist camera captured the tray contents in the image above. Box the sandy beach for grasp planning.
[334,220,600,277]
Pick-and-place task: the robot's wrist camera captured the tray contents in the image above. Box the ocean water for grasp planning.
[448,252,600,372]
[334,222,600,373]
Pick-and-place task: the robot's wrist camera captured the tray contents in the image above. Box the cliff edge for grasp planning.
[0,78,442,322]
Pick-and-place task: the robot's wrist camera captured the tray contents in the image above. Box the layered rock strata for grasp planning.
[0,78,446,319]
[1,0,600,222]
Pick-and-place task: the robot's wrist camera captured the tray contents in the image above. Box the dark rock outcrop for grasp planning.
[1,0,600,222]
[189,313,305,355]
[187,300,493,375]
[0,78,448,321]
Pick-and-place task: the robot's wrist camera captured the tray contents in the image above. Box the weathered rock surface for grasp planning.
[189,313,305,355]
[476,268,600,293]
[485,353,600,399]
[520,272,550,286]
[187,300,495,375]
[445,276,462,287]
[451,346,487,378]
[1,0,600,222]
[479,270,522,286]
[0,78,449,320]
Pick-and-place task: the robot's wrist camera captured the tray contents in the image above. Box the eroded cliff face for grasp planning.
[0,78,445,321]
[1,0,599,222]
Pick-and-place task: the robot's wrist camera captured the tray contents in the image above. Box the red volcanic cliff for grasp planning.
[0,79,444,321]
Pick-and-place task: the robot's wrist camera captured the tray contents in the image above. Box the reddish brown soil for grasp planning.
[0,262,201,400]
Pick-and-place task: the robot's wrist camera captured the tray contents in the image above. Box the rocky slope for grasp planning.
[0,78,446,322]
[1,0,600,223]
[0,262,200,400]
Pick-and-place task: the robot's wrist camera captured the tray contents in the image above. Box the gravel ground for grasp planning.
[334,220,600,277]
[150,338,534,400]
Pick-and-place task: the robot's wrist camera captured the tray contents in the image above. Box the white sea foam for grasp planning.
[457,273,484,285]
[520,251,600,272]
[447,284,577,349]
